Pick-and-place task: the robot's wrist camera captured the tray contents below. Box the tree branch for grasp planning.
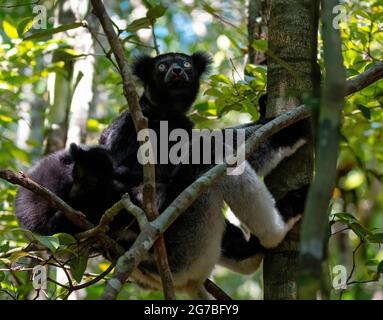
[90,0,175,300]
[298,0,346,299]
[0,169,124,257]
[345,61,383,96]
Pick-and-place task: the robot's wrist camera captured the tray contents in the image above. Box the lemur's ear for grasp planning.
[191,51,213,77]
[69,143,86,162]
[132,55,154,82]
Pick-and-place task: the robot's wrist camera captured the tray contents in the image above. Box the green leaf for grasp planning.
[0,271,5,282]
[2,19,18,39]
[33,234,60,252]
[0,241,10,253]
[70,250,89,283]
[23,22,85,40]
[357,105,371,120]
[378,261,383,274]
[365,259,380,266]
[53,233,77,246]
[353,10,370,20]
[332,212,359,223]
[209,74,231,84]
[17,17,35,37]
[204,88,222,97]
[367,233,383,243]
[9,251,30,263]
[252,39,268,52]
[349,222,370,240]
[146,4,167,19]
[126,17,152,33]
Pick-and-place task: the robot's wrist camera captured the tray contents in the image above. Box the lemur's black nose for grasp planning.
[172,66,182,75]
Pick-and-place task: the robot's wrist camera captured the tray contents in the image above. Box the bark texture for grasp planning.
[263,0,320,300]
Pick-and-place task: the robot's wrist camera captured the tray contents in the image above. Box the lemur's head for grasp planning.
[132,52,212,113]
[68,143,115,196]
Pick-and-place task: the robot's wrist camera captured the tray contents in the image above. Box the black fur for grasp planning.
[15,144,129,235]
[100,52,213,207]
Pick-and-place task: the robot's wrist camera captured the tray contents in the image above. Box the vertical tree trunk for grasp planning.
[45,0,94,153]
[262,0,320,300]
[45,2,75,154]
[66,2,95,146]
[298,0,345,299]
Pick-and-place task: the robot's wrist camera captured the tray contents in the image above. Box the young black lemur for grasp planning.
[98,52,307,297]
[15,143,133,238]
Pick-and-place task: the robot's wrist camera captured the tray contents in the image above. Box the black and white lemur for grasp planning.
[15,52,307,298]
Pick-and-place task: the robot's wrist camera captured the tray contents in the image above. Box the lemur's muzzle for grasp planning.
[165,63,189,84]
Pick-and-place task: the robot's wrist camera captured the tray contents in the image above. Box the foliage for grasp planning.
[0,0,382,300]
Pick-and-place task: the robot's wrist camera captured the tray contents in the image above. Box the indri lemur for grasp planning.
[99,52,306,297]
[15,52,307,298]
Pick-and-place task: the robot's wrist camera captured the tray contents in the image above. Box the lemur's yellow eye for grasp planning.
[158,63,167,72]
[183,61,191,68]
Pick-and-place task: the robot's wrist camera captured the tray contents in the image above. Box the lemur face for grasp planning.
[132,52,212,112]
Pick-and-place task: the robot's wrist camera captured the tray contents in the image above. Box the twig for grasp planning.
[75,193,147,239]
[150,22,160,55]
[90,0,175,300]
[204,279,232,300]
[339,240,363,299]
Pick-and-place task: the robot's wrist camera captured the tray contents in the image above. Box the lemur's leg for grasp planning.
[219,162,300,248]
[219,185,308,274]
[219,221,265,274]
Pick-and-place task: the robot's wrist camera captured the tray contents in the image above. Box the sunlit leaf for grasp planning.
[33,234,60,252]
[146,4,167,19]
[53,233,77,246]
[2,19,18,39]
[252,39,268,52]
[126,18,152,33]
[23,22,85,40]
[17,17,35,37]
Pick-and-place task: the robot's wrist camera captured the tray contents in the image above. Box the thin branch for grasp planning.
[75,193,147,239]
[0,169,125,257]
[345,61,383,96]
[90,0,175,300]
[204,279,232,300]
[0,170,90,230]
[149,19,160,55]
[73,262,115,290]
[339,240,363,299]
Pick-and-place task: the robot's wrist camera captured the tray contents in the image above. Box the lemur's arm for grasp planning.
[227,118,308,176]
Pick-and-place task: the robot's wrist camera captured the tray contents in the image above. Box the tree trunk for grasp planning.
[45,0,94,153]
[262,0,320,300]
